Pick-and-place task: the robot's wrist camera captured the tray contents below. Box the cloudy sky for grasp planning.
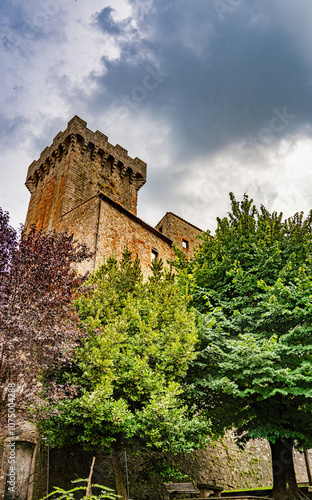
[1,0,312,232]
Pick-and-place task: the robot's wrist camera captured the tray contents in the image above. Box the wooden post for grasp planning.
[304,448,312,486]
[86,456,96,499]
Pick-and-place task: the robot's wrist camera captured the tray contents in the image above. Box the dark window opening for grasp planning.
[151,249,159,261]
[182,239,189,249]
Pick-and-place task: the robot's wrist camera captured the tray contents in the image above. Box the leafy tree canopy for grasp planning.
[0,215,92,418]
[180,193,312,499]
[40,249,209,499]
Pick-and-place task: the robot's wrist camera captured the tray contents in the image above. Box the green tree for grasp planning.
[40,249,209,499]
[182,194,312,500]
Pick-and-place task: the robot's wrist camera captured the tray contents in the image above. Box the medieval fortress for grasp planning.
[0,117,311,499]
[24,115,202,276]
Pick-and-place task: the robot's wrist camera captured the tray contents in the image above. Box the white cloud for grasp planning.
[2,0,312,235]
[164,135,312,234]
[0,0,132,227]
[0,0,130,134]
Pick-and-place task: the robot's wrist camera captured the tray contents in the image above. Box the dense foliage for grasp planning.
[40,249,209,499]
[0,212,92,419]
[180,193,312,500]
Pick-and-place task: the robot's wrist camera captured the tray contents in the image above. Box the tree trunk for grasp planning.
[270,438,309,500]
[112,443,128,500]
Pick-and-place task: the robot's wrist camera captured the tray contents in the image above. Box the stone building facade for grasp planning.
[24,115,202,277]
[1,116,311,499]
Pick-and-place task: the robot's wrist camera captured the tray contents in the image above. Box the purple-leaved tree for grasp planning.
[0,210,92,421]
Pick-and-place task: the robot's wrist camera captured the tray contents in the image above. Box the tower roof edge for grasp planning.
[67,115,87,130]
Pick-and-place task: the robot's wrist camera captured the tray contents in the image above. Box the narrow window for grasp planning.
[182,239,189,249]
[158,226,163,233]
[151,249,159,261]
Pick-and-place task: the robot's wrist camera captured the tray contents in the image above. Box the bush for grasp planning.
[40,478,119,500]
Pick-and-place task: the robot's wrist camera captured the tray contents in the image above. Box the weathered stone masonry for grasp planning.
[24,115,202,277]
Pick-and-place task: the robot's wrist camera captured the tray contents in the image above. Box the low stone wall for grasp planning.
[47,435,273,500]
[1,428,311,500]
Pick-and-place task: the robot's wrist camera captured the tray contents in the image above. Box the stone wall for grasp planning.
[95,195,176,277]
[59,192,176,278]
[1,427,310,500]
[155,212,203,258]
[45,437,312,500]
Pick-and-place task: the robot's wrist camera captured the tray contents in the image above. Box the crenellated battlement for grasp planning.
[24,116,147,231]
[25,115,146,197]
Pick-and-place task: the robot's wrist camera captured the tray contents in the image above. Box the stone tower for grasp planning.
[24,116,202,277]
[25,115,147,232]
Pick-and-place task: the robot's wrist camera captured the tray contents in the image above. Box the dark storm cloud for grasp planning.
[95,7,123,36]
[90,0,312,161]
